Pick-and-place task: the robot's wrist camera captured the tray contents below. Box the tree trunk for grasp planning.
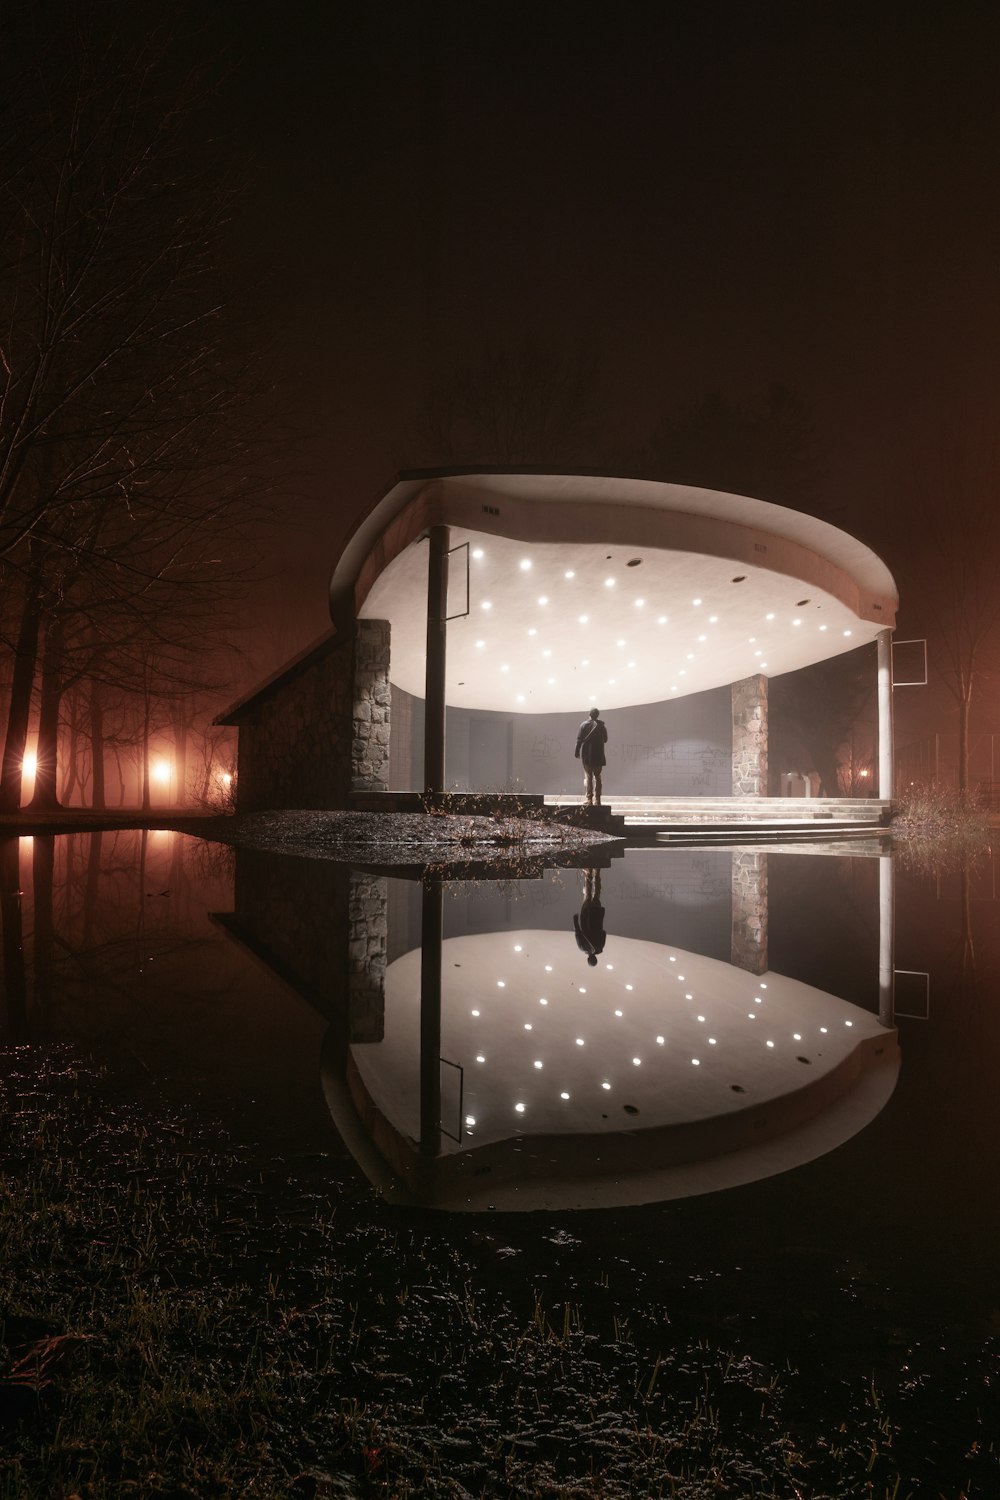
[29,623,66,812]
[0,583,42,813]
[958,684,972,793]
[172,710,188,808]
[90,680,106,810]
[141,700,152,811]
[32,833,55,1017]
[0,838,28,1041]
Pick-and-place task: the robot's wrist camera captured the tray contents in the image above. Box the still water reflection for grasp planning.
[4,828,1000,1493]
[2,830,993,1222]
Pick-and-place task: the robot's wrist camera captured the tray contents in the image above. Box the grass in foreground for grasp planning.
[1,1047,997,1498]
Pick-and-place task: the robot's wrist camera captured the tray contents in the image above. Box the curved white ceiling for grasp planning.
[361,526,886,713]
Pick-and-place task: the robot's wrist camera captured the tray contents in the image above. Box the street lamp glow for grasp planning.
[152,760,171,785]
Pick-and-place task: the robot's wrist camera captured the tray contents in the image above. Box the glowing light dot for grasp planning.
[601,1081,611,1090]
[538,595,549,605]
[793,1033,802,1041]
[632,1057,641,1066]
[472,548,484,559]
[579,987,587,994]
[520,558,532,570]
[528,628,537,636]
[465,1115,476,1125]
[692,1058,700,1066]
[820,1026,828,1034]
[471,1009,480,1017]
[516,695,525,702]
[766,612,775,620]
[476,640,486,648]
[497,980,506,987]
[697,1015,705,1022]
[843,629,852,637]
[614,1009,623,1018]
[845,1020,853,1027]
[515,1102,525,1113]
[692,598,702,606]
[534,1060,543,1069]
[476,1054,485,1063]
[481,601,492,611]
[766,1040,775,1048]
[793,618,802,626]
[524,1023,533,1031]
[544,965,552,972]
[635,598,645,607]
[669,957,676,963]
[656,1035,665,1045]
[658,615,668,624]
[539,998,548,1006]
[748,1013,756,1020]
[709,615,718,623]
[578,614,588,623]
[513,945,522,952]
[605,577,615,587]
[560,1091,570,1100]
[575,1038,585,1046]
[500,664,509,672]
[819,624,828,631]
[708,1037,717,1045]
[564,570,575,579]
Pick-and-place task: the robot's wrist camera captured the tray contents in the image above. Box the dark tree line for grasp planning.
[0,6,272,811]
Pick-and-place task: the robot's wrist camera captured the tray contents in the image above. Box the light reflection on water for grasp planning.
[2,829,1000,1241]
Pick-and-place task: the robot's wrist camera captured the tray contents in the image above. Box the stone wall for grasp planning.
[731,674,768,796]
[233,621,390,812]
[347,871,387,1042]
[351,620,391,792]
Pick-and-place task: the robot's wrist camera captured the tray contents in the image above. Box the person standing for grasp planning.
[574,706,608,805]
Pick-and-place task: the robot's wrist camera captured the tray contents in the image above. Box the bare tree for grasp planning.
[0,9,271,810]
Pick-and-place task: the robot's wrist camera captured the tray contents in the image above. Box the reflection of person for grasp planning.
[574,707,608,806]
[573,868,606,966]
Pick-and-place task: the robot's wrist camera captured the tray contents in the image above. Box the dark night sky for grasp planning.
[209,0,1000,680]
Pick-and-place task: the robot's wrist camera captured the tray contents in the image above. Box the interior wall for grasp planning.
[389,684,730,795]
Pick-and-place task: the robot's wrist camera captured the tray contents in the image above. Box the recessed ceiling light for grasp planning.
[481,601,492,610]
[500,664,509,672]
[475,640,485,648]
[476,1054,485,1062]
[538,596,549,605]
[519,559,532,570]
[698,634,707,642]
[528,627,537,636]
[793,618,802,626]
[542,648,552,656]
[579,614,588,623]
[635,598,645,607]
[617,639,625,647]
[670,685,677,691]
[515,1102,525,1113]
[692,598,702,605]
[819,624,828,631]
[516,694,525,702]
[709,615,718,623]
[465,1115,476,1126]
[656,1035,664,1044]
[533,1060,543,1069]
[843,629,852,637]
[601,1081,611,1090]
[560,1091,570,1100]
[627,661,635,668]
[472,548,484,560]
[766,612,775,620]
[564,570,575,579]
[605,578,615,587]
[657,616,667,624]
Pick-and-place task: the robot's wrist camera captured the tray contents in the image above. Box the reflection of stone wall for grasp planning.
[731,674,768,796]
[230,851,386,1041]
[348,872,387,1042]
[233,622,390,812]
[731,850,768,974]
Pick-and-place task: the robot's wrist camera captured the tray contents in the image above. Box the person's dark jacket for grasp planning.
[575,717,608,768]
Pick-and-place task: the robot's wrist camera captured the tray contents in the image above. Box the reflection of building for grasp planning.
[215,841,900,1214]
[218,470,899,809]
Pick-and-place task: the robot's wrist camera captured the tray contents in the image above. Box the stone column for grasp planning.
[731,849,768,975]
[731,673,768,796]
[351,619,391,792]
[347,871,387,1042]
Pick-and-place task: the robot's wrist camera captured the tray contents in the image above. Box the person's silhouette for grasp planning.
[573,868,606,965]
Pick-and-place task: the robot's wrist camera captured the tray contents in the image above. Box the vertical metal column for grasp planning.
[877,629,894,801]
[424,524,451,794]
[878,853,895,1027]
[419,877,443,1157]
